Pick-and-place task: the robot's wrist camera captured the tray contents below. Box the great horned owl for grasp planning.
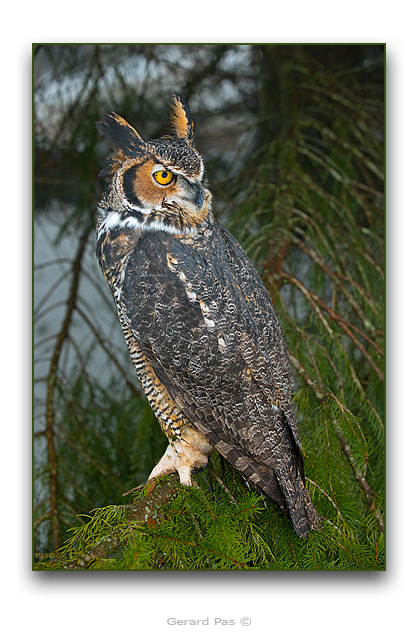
[96,93,319,538]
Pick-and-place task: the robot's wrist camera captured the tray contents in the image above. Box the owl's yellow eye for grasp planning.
[153,169,174,186]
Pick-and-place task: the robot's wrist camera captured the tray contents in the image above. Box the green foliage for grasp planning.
[224,45,384,545]
[34,374,167,550]
[34,44,384,570]
[35,458,384,571]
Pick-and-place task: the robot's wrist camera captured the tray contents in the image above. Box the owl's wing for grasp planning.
[216,223,301,440]
[120,225,317,536]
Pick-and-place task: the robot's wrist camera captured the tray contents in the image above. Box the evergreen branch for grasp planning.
[206,465,237,504]
[146,531,249,569]
[362,250,384,279]
[299,115,383,177]
[291,236,383,340]
[327,535,367,569]
[346,363,384,429]
[305,478,344,523]
[323,410,340,510]
[304,338,325,391]
[54,429,112,478]
[288,354,325,400]
[293,178,356,229]
[286,354,381,531]
[60,475,181,569]
[280,312,345,399]
[333,422,384,534]
[49,474,258,570]
[281,272,384,382]
[297,141,380,226]
[284,301,382,429]
[294,207,382,320]
[329,392,369,449]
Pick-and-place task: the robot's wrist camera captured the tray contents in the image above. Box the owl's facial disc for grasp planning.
[122,159,206,219]
[163,174,205,213]
[148,162,205,212]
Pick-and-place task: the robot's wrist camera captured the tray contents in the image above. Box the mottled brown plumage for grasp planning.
[96,93,320,537]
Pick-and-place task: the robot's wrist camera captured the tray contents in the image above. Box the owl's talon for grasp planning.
[147,428,213,488]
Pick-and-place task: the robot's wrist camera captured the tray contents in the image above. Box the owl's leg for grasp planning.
[147,425,213,486]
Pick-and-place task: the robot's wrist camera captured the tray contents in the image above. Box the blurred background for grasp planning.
[33,44,384,563]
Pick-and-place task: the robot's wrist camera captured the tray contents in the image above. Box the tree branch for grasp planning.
[45,226,92,550]
[334,423,384,533]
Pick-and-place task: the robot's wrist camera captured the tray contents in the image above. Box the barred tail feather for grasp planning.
[205,428,320,538]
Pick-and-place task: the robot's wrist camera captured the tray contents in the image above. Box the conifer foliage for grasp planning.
[34,44,384,570]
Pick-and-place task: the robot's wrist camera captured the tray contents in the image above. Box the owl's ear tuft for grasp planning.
[96,113,146,159]
[169,93,195,147]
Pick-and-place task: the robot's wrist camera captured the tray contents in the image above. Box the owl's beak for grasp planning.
[194,185,204,211]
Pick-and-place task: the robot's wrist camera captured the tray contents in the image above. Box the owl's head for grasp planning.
[97,93,211,234]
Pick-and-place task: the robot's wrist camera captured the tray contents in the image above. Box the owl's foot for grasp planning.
[147,427,213,487]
